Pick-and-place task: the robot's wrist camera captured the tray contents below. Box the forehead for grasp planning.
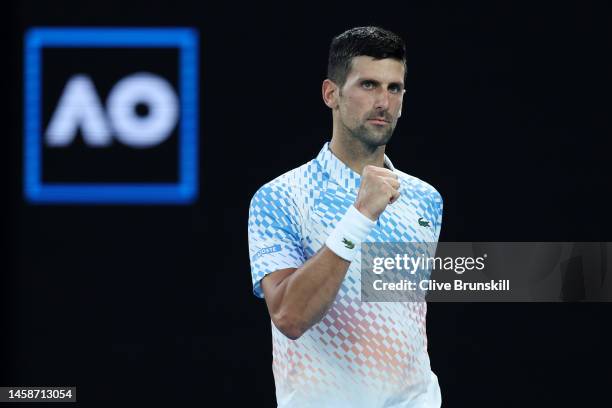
[346,55,405,83]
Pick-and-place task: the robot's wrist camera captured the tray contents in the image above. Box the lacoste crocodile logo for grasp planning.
[342,238,355,249]
[418,217,430,228]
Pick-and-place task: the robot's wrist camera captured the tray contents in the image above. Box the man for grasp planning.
[248,26,443,407]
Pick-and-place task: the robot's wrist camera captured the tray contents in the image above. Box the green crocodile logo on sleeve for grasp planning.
[418,217,430,228]
[342,238,355,249]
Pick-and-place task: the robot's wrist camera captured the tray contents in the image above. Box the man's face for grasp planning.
[336,56,405,148]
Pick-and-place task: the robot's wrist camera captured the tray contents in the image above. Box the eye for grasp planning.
[389,84,402,94]
[361,81,375,90]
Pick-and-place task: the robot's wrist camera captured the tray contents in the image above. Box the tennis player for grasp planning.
[248,26,443,407]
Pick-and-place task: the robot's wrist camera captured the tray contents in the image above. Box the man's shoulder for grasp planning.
[394,168,442,202]
[250,158,321,204]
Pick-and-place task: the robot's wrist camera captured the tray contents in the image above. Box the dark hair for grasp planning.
[327,26,406,87]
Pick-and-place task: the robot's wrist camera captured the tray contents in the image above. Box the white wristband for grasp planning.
[325,205,376,262]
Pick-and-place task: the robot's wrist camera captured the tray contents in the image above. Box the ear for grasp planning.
[398,89,405,117]
[322,79,339,109]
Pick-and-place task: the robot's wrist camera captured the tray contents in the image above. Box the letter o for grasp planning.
[107,72,179,148]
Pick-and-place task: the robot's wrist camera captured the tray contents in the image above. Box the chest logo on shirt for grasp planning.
[418,217,431,228]
[342,238,355,249]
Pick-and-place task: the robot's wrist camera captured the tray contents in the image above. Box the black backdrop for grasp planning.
[4,1,612,406]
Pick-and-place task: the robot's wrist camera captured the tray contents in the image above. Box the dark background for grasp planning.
[4,0,612,406]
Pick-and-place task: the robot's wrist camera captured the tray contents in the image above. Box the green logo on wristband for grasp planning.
[342,238,355,249]
[418,217,430,228]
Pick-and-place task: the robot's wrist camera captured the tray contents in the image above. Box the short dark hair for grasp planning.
[327,26,407,88]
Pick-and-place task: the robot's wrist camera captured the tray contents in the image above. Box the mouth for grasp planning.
[368,118,390,125]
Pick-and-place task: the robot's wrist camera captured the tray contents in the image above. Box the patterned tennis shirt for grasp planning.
[248,142,443,407]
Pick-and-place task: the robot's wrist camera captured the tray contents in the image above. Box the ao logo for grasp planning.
[46,72,178,149]
[24,27,199,204]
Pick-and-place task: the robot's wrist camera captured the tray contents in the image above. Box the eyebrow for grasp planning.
[360,78,405,88]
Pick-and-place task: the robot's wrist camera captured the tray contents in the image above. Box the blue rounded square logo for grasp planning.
[24,27,199,204]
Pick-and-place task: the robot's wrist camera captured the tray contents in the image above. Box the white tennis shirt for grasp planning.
[248,142,443,407]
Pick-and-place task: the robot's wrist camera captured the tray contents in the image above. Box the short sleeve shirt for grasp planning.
[248,142,443,408]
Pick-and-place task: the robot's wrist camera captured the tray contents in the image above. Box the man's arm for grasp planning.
[261,165,400,340]
[262,248,349,340]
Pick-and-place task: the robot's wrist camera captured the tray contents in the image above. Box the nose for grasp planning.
[374,88,390,111]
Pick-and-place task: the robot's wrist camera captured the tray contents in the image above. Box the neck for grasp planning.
[328,127,386,175]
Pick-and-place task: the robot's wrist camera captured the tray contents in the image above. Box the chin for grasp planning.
[347,123,395,148]
[363,131,394,147]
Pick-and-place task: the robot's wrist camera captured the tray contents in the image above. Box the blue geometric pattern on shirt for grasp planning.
[247,142,444,407]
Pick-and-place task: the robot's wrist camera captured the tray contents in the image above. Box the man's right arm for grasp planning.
[261,165,400,340]
[261,247,350,340]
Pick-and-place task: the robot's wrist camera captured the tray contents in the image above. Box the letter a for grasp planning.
[45,74,112,147]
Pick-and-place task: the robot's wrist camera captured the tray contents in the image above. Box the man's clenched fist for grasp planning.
[354,165,400,221]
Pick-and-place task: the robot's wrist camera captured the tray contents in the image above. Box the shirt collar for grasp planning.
[314,142,396,192]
